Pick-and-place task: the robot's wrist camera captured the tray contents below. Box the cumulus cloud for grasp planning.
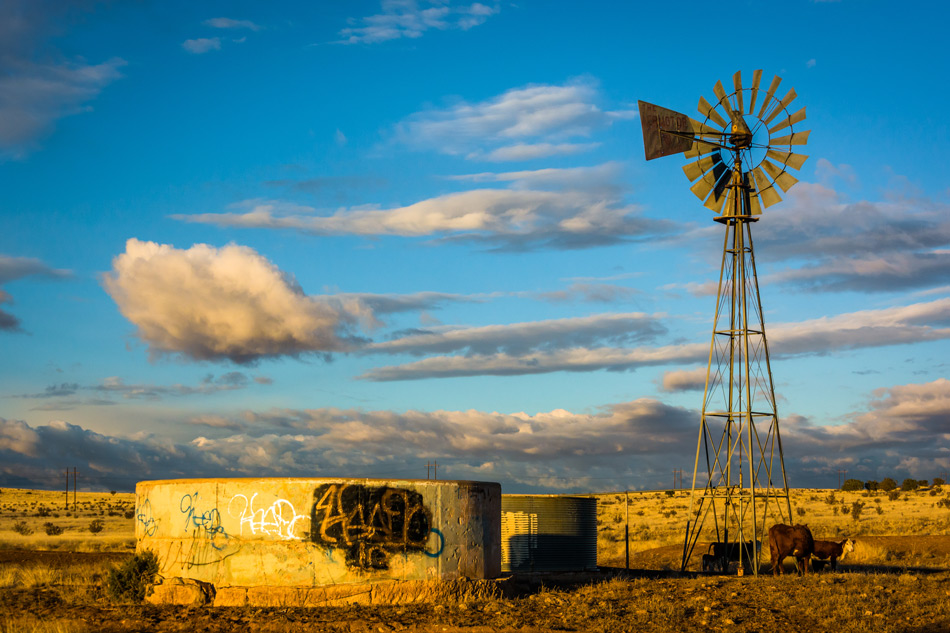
[393,80,634,160]
[102,239,368,363]
[0,1,125,157]
[360,297,950,381]
[338,1,498,44]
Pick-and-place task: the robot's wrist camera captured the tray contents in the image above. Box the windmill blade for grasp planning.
[752,166,782,208]
[766,149,808,171]
[761,159,800,192]
[690,152,728,201]
[682,154,719,182]
[744,173,763,215]
[684,141,721,158]
[733,71,744,115]
[705,182,729,213]
[698,96,728,129]
[748,69,763,115]
[713,80,737,120]
[768,106,806,134]
[763,88,798,125]
[770,130,811,146]
[757,75,783,120]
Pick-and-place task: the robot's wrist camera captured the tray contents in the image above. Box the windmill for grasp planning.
[637,70,809,575]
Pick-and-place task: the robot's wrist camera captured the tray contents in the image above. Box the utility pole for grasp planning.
[65,469,69,510]
[73,467,78,509]
[625,490,630,570]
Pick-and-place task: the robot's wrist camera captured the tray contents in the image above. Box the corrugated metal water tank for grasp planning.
[501,495,597,572]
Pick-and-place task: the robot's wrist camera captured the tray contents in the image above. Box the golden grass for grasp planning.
[595,487,950,566]
[0,488,135,552]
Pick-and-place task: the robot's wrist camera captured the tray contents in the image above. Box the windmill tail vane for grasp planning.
[638,70,809,575]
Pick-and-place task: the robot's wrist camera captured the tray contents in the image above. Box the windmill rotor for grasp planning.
[638,69,809,216]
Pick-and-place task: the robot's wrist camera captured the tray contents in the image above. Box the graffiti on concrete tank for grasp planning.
[309,484,436,570]
[136,498,158,537]
[228,493,310,540]
[180,492,229,550]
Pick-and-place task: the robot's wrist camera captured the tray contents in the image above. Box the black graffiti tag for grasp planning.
[309,484,432,570]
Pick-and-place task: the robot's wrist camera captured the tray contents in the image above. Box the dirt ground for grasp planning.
[4,537,950,633]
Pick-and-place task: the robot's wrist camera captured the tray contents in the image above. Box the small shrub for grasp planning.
[824,492,837,505]
[107,551,159,603]
[12,520,33,535]
[43,522,64,536]
[833,506,839,516]
[89,519,105,534]
[636,509,645,516]
[796,506,806,517]
[124,509,135,519]
[851,500,865,521]
[841,504,851,515]
[901,478,918,492]
[665,490,675,497]
[36,506,51,518]
[888,490,901,501]
[875,505,884,515]
[936,498,950,509]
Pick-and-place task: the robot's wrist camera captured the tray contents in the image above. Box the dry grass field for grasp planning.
[1,486,949,632]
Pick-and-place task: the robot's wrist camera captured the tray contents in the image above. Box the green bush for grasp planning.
[901,478,918,492]
[89,519,105,534]
[851,500,865,521]
[12,520,33,535]
[888,489,901,501]
[43,522,64,536]
[934,477,946,486]
[842,478,864,491]
[880,478,898,492]
[107,551,159,603]
[864,480,879,491]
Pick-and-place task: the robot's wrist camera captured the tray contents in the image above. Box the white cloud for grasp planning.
[182,37,222,54]
[359,297,950,381]
[660,367,709,392]
[173,188,668,251]
[338,1,499,44]
[0,1,126,157]
[0,254,71,331]
[366,312,666,357]
[102,239,369,363]
[204,17,261,31]
[393,80,627,160]
[474,142,601,162]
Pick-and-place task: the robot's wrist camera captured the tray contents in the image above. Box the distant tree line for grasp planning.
[840,477,945,492]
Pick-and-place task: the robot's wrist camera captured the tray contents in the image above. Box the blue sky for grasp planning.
[2,0,949,492]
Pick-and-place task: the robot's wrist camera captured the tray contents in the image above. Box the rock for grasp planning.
[146,577,215,606]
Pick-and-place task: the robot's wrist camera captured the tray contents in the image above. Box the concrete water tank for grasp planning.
[135,478,501,605]
[501,495,597,572]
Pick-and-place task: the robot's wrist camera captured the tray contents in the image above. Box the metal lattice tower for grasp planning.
[637,70,809,575]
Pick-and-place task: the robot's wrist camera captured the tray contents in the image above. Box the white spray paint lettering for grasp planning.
[228,493,310,540]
